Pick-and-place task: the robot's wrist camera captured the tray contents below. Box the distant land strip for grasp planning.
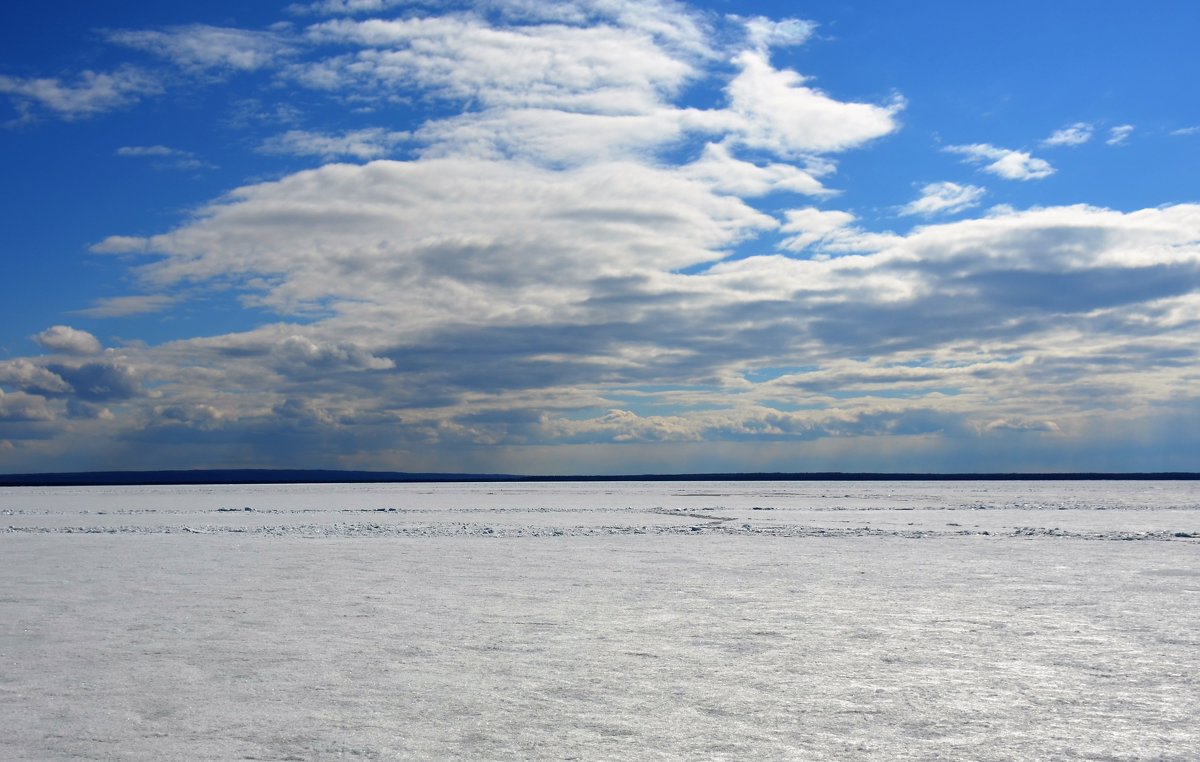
[2,469,1200,487]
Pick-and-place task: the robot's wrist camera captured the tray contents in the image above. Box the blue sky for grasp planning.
[2,0,1199,474]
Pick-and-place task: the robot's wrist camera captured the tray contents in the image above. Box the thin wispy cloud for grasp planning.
[107,25,296,74]
[1042,122,1093,147]
[944,143,1055,181]
[287,0,406,15]
[0,67,161,120]
[258,128,410,160]
[73,295,176,318]
[116,145,182,157]
[1107,124,1134,145]
[899,181,986,217]
[116,145,212,170]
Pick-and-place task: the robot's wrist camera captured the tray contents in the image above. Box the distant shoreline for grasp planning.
[2,469,1200,487]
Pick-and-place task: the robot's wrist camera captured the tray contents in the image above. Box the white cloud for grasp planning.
[1107,124,1134,146]
[92,157,776,319]
[541,408,704,442]
[299,14,696,113]
[0,359,72,394]
[945,143,1054,181]
[899,181,985,217]
[108,25,295,73]
[778,207,857,251]
[32,326,103,355]
[741,16,816,50]
[277,8,896,170]
[416,105,731,165]
[981,418,1060,433]
[273,335,394,371]
[680,141,829,197]
[259,128,410,160]
[1041,122,1093,147]
[31,191,1200,468]
[90,236,152,255]
[724,50,901,157]
[1170,125,1199,137]
[0,67,160,120]
[0,389,55,421]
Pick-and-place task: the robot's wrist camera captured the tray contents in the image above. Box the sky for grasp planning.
[1,0,1199,475]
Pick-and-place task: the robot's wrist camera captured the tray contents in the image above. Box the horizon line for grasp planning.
[3,468,1200,487]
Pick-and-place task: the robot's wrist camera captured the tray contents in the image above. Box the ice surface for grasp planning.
[2,481,1198,760]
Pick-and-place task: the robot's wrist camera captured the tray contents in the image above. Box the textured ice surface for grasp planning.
[2,481,1198,760]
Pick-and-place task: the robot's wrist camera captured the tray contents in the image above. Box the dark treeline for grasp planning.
[2,469,1199,487]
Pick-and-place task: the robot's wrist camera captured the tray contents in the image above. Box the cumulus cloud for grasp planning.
[741,16,816,50]
[272,335,395,373]
[0,359,72,394]
[24,195,1200,469]
[0,67,160,120]
[45,361,141,402]
[420,107,713,166]
[32,326,102,355]
[945,143,1054,181]
[980,418,1060,434]
[1041,122,1093,147]
[259,128,410,160]
[899,181,986,217]
[542,408,704,442]
[152,402,226,429]
[0,389,55,421]
[724,50,901,156]
[1107,124,1134,146]
[276,4,735,169]
[778,207,857,251]
[92,157,776,318]
[680,141,829,197]
[298,14,696,113]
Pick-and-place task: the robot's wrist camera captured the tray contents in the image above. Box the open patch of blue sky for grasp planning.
[1,0,1198,473]
[743,366,820,384]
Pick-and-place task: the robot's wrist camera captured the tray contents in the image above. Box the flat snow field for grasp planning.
[2,481,1198,760]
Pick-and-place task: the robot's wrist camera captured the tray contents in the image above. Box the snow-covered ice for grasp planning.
[2,481,1198,759]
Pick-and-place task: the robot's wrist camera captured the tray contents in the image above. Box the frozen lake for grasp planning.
[3,481,1198,759]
